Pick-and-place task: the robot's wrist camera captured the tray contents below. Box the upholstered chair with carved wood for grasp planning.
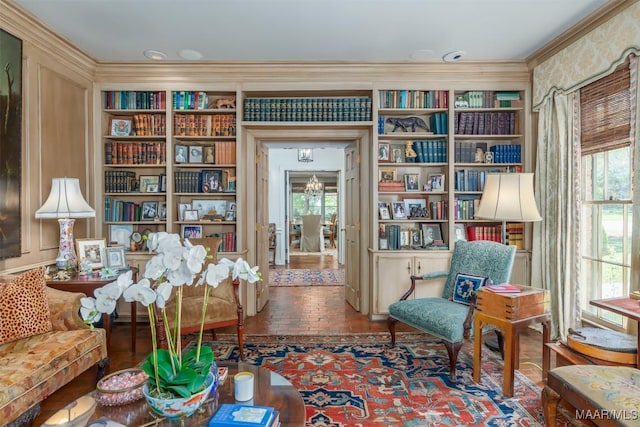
[388,240,516,380]
[155,237,244,359]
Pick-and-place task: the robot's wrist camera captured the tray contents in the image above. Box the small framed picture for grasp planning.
[392,146,404,163]
[203,146,215,164]
[429,173,445,192]
[400,230,409,248]
[391,202,406,219]
[201,169,223,193]
[379,238,388,250]
[189,146,203,163]
[421,223,443,246]
[175,144,188,163]
[141,201,159,220]
[109,117,132,136]
[225,210,236,221]
[191,199,227,219]
[404,173,420,191]
[379,168,397,182]
[178,203,191,221]
[228,202,237,211]
[159,174,167,192]
[378,201,391,220]
[158,202,167,220]
[378,143,390,162]
[410,229,422,249]
[403,198,428,219]
[76,238,107,269]
[182,225,203,239]
[139,175,160,193]
[183,209,199,221]
[105,246,127,270]
[108,224,133,247]
[454,223,467,242]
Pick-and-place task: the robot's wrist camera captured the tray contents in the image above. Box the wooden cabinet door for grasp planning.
[374,253,414,315]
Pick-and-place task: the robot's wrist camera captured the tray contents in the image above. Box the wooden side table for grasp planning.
[473,285,551,397]
[590,297,640,368]
[46,268,138,352]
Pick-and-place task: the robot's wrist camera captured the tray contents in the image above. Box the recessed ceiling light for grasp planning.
[179,49,203,60]
[410,49,434,60]
[442,51,466,62]
[143,49,167,60]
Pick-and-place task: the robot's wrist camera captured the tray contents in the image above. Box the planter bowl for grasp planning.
[142,372,215,419]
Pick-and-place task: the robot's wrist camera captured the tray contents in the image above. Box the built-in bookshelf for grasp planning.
[243,96,372,122]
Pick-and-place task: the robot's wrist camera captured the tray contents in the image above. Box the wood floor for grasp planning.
[33,251,545,424]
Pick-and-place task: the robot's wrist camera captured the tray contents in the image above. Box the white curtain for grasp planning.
[532,91,581,341]
[631,56,640,322]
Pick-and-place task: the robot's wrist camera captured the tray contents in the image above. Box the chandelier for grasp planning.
[305,174,323,199]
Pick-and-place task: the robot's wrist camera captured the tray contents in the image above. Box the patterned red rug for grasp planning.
[200,333,579,426]
[270,268,344,286]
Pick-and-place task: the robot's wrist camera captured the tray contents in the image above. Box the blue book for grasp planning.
[209,404,276,427]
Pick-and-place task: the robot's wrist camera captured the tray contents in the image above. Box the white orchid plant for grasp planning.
[79,232,261,399]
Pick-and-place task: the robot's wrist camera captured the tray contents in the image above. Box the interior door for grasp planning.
[344,143,360,310]
[255,143,270,311]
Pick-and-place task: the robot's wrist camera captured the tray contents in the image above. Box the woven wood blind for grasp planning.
[580,60,631,155]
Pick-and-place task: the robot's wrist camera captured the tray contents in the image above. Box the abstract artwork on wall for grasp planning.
[0,28,22,259]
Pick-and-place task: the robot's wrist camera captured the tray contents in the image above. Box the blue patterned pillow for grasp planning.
[452,273,488,305]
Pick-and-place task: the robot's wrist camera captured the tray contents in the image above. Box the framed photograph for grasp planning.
[228,202,237,211]
[391,202,406,219]
[429,173,445,192]
[182,225,203,239]
[191,199,228,219]
[400,230,409,248]
[183,209,199,221]
[175,144,188,163]
[178,203,191,221]
[404,173,420,191]
[410,229,423,249]
[110,116,132,136]
[158,202,167,220]
[421,224,443,246]
[378,143,390,162]
[76,238,107,269]
[225,210,236,221]
[141,201,159,220]
[139,175,160,193]
[454,223,468,242]
[108,224,133,247]
[189,146,203,163]
[201,169,223,193]
[379,238,388,250]
[159,174,167,192]
[379,168,397,182]
[105,246,127,269]
[203,146,215,164]
[392,146,404,163]
[402,198,428,219]
[378,201,391,220]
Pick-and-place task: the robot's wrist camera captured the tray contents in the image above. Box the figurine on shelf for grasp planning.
[79,259,93,276]
[405,141,417,163]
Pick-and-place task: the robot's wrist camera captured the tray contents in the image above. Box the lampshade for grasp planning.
[476,173,541,222]
[35,178,95,219]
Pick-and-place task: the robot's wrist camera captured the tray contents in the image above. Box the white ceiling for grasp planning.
[12,0,609,62]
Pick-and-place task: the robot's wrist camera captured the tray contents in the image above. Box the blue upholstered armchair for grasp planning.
[388,240,516,381]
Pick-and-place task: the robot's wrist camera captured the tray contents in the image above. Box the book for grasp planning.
[485,284,522,293]
[209,404,276,427]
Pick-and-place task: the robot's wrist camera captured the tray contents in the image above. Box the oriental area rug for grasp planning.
[198,333,578,426]
[270,268,344,287]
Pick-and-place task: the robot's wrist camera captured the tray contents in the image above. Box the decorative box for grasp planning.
[476,285,549,320]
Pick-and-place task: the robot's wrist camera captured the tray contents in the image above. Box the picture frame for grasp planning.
[402,197,428,219]
[182,225,203,239]
[159,174,167,192]
[178,203,191,221]
[189,146,203,163]
[110,116,132,137]
[378,143,390,162]
[228,202,237,211]
[454,223,468,242]
[201,169,223,193]
[139,175,160,193]
[404,173,420,191]
[141,201,159,220]
[183,209,199,221]
[400,230,409,248]
[421,223,443,246]
[203,146,215,164]
[108,224,133,247]
[429,173,445,192]
[175,144,188,163]
[378,201,391,220]
[76,238,107,269]
[191,199,228,219]
[410,229,423,249]
[391,201,406,219]
[158,202,167,220]
[105,246,127,270]
[379,168,397,182]
[225,210,236,221]
[392,146,404,163]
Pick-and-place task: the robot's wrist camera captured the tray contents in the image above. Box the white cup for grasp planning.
[234,371,254,402]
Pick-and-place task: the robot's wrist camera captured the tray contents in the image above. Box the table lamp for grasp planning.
[475,173,542,244]
[35,177,96,270]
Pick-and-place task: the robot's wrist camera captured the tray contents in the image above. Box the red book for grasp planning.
[485,284,521,293]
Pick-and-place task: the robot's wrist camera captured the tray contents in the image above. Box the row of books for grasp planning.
[104,171,136,193]
[212,232,238,253]
[104,91,166,110]
[505,222,524,249]
[454,197,481,220]
[457,91,521,109]
[454,111,517,135]
[455,141,488,163]
[174,169,236,193]
[466,225,502,242]
[454,170,488,192]
[172,91,212,111]
[379,223,448,251]
[105,141,166,165]
[378,90,449,109]
[104,198,166,222]
[242,97,372,122]
[209,403,278,427]
[129,113,166,136]
[489,144,522,164]
[410,139,447,163]
[173,113,236,137]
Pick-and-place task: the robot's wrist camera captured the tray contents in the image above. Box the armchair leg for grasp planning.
[443,341,462,382]
[387,317,398,346]
[238,324,245,361]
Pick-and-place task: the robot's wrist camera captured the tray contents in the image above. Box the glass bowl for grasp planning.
[95,368,148,406]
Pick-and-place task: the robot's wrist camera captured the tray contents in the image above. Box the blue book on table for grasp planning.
[209,404,276,426]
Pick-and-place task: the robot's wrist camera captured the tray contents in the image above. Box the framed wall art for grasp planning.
[110,117,132,136]
[105,246,127,269]
[76,238,107,269]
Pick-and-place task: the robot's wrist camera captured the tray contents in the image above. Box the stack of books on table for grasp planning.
[209,404,279,427]
[485,284,522,294]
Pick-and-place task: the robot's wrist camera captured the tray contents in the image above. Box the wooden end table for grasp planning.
[46,268,138,352]
[590,297,640,368]
[473,286,551,397]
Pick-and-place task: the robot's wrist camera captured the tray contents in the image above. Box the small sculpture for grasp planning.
[215,97,236,109]
[386,116,430,133]
[405,141,417,160]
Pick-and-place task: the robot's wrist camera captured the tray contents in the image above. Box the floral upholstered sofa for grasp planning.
[0,267,108,426]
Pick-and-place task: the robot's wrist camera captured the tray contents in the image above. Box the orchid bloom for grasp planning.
[94,281,124,314]
[122,278,157,307]
[201,263,229,288]
[155,281,173,309]
[79,297,101,323]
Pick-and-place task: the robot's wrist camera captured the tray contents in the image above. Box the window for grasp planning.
[579,59,634,328]
[290,179,338,222]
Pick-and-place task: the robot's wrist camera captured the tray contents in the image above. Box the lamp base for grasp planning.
[56,218,78,270]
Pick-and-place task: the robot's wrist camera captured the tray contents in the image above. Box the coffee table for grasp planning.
[82,362,305,426]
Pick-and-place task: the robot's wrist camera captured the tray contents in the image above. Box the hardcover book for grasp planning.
[209,404,276,427]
